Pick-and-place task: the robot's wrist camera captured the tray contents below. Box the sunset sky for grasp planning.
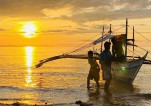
[1,0,151,46]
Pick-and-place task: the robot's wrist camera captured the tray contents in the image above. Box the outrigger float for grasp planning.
[36,19,151,84]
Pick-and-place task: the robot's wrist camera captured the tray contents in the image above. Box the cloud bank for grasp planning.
[0,0,151,23]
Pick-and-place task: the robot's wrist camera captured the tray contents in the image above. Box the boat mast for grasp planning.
[133,26,135,59]
[125,18,128,57]
[100,26,104,52]
[109,24,112,42]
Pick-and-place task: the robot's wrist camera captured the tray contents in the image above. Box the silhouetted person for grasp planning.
[113,34,125,61]
[87,51,100,89]
[111,37,118,59]
[99,42,112,91]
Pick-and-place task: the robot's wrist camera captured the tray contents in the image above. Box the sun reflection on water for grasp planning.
[25,46,35,88]
[25,46,33,67]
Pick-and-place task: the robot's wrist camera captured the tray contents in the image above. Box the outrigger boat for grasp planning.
[36,19,151,84]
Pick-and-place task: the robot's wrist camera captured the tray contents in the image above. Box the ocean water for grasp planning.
[0,46,151,106]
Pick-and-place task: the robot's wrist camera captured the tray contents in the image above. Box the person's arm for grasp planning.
[89,58,96,67]
[109,51,114,61]
[99,52,106,64]
[96,62,100,70]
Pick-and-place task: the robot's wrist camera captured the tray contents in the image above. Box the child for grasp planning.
[87,50,100,89]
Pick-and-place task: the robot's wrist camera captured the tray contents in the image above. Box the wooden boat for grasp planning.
[36,19,150,84]
[111,52,148,83]
[110,19,148,83]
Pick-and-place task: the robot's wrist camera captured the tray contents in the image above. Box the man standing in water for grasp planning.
[99,42,112,91]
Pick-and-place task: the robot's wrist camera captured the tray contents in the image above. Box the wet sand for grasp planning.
[0,102,84,106]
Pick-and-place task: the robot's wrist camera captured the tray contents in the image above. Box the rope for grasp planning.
[136,46,151,60]
[65,25,151,56]
[128,46,151,60]
[66,33,110,54]
[128,25,151,59]
[112,25,126,33]
[127,47,139,57]
[128,26,151,42]
[66,43,92,55]
[65,26,126,55]
[64,34,99,55]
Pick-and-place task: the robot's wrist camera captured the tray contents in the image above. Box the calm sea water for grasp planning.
[0,46,151,106]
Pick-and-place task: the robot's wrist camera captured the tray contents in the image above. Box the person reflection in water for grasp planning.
[100,42,112,91]
[87,50,100,89]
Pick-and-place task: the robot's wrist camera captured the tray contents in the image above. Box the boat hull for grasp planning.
[111,58,144,84]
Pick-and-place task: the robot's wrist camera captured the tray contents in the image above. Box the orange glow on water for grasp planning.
[25,46,35,88]
[25,46,34,67]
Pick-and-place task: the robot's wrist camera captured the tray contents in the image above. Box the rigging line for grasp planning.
[128,26,151,42]
[136,46,151,59]
[64,32,110,55]
[112,25,126,33]
[128,25,151,59]
[127,47,146,59]
[64,34,100,55]
[128,47,141,56]
[127,47,139,56]
[129,46,151,60]
[66,33,108,55]
[65,25,126,55]
[67,43,92,55]
[135,42,151,54]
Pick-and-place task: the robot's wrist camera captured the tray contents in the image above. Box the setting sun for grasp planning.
[22,22,37,38]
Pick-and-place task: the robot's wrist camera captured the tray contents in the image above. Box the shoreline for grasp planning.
[0,102,74,106]
[0,101,92,106]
